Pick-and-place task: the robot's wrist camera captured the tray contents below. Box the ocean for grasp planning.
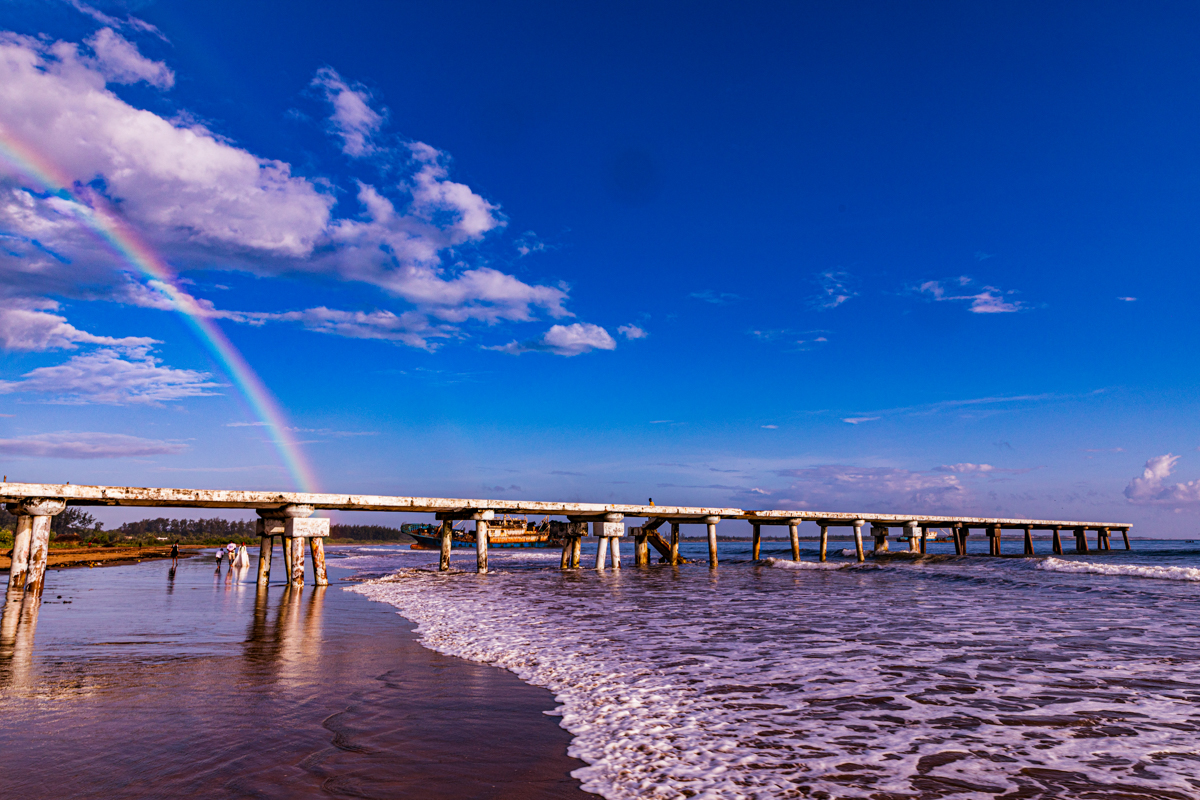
[350,538,1200,800]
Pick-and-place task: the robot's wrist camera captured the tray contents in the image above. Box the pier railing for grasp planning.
[0,482,1132,591]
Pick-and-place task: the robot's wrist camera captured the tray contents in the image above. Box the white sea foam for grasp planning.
[1037,556,1200,582]
[351,554,1200,799]
[761,557,850,570]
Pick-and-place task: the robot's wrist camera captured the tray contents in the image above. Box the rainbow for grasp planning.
[0,133,320,492]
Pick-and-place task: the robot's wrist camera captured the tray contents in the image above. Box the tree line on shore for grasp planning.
[0,507,410,546]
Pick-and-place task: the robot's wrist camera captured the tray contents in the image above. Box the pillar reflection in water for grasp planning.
[244,584,326,690]
[0,590,40,690]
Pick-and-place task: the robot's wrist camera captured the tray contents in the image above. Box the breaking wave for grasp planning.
[1036,556,1200,582]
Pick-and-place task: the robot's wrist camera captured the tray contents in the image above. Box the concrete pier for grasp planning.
[0,482,1135,586]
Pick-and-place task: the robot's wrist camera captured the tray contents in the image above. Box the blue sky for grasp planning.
[0,0,1198,533]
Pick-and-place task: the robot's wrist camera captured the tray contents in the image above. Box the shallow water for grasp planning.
[351,539,1200,799]
[0,550,591,799]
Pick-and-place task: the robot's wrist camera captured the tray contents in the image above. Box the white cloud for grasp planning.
[761,424,778,429]
[67,1,165,38]
[917,278,1024,313]
[0,306,155,351]
[618,324,648,340]
[0,33,334,257]
[751,464,966,511]
[489,322,616,357]
[85,28,173,88]
[813,270,856,309]
[935,463,995,473]
[842,416,880,424]
[0,32,578,350]
[312,67,384,157]
[0,346,220,404]
[1118,297,1137,302]
[1124,454,1200,506]
[0,430,186,458]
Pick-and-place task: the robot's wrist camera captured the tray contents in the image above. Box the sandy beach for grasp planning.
[0,552,595,799]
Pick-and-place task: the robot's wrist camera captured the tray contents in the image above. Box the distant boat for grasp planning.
[405,517,565,550]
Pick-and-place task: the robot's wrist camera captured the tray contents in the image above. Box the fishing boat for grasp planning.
[405,517,566,549]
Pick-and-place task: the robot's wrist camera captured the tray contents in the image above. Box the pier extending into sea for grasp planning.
[0,482,1132,592]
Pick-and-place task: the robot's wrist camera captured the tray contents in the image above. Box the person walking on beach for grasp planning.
[225,541,237,567]
[236,541,249,568]
[215,547,224,570]
[170,541,179,568]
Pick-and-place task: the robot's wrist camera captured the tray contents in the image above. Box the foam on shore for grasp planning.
[350,547,1200,799]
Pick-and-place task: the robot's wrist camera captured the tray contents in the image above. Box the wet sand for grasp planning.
[0,552,594,799]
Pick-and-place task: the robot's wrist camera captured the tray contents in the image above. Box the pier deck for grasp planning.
[1,482,1132,588]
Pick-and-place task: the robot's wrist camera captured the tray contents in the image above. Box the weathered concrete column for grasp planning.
[571,535,582,568]
[1052,526,1063,555]
[751,524,762,560]
[439,519,453,572]
[6,511,33,593]
[592,514,624,570]
[1099,527,1111,551]
[988,525,1003,556]
[905,522,920,554]
[259,505,325,587]
[560,535,573,569]
[288,536,307,586]
[309,537,328,586]
[705,516,720,567]
[918,526,928,555]
[853,520,866,562]
[871,526,889,554]
[669,522,680,565]
[1122,528,1131,550]
[476,519,490,574]
[254,516,282,586]
[1023,527,1034,555]
[789,520,801,561]
[818,524,829,562]
[633,528,649,567]
[8,499,66,597]
[1076,527,1089,553]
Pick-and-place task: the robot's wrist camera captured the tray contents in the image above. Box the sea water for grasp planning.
[350,539,1200,799]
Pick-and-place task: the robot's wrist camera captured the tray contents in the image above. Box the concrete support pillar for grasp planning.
[257,535,273,585]
[591,515,624,570]
[918,526,927,555]
[853,520,866,562]
[1099,527,1111,551]
[705,516,720,567]
[1052,527,1063,555]
[634,530,649,566]
[905,522,920,554]
[669,522,680,565]
[751,524,761,560]
[560,536,573,569]
[595,536,609,570]
[871,526,889,554]
[309,537,328,586]
[288,536,306,587]
[988,526,1002,556]
[258,505,323,587]
[7,499,65,597]
[1122,528,1131,550]
[819,525,829,562]
[571,536,582,568]
[7,515,33,593]
[439,519,453,572]
[476,519,489,574]
[1023,527,1034,555]
[1076,527,1089,554]
[789,520,800,561]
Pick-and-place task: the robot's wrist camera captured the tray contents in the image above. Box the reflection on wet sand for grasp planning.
[245,582,326,688]
[0,589,40,690]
